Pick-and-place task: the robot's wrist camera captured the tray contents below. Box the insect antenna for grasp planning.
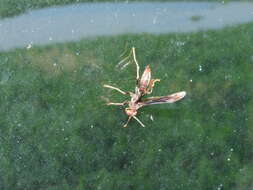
[116,47,136,70]
[119,43,129,58]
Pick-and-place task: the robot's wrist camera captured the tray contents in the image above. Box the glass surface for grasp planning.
[0,1,253,189]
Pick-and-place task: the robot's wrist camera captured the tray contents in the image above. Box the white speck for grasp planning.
[150,115,154,121]
[76,52,80,56]
[218,18,223,22]
[158,149,162,152]
[175,41,185,47]
[53,63,57,67]
[66,121,70,124]
[64,137,68,141]
[153,17,157,24]
[198,65,203,72]
[210,152,214,156]
[49,37,53,41]
[224,75,232,80]
[230,148,234,152]
[64,153,68,157]
[90,125,94,128]
[190,79,193,82]
[62,128,65,131]
[71,29,75,34]
[18,123,21,127]
[26,43,32,49]
[227,157,231,161]
[217,184,223,190]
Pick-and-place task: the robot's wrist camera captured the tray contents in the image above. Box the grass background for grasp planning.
[0,21,253,189]
[0,0,248,18]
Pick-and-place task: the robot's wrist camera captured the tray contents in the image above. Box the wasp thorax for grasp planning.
[125,108,137,116]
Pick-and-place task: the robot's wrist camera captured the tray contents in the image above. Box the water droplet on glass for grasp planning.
[26,43,32,49]
[198,65,203,72]
[153,17,157,24]
[217,184,223,190]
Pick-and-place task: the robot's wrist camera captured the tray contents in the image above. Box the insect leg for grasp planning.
[133,116,145,127]
[146,79,160,94]
[123,116,132,128]
[106,101,128,106]
[103,84,130,95]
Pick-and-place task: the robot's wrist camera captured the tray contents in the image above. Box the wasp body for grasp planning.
[103,47,186,127]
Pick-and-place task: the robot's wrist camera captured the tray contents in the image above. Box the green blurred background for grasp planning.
[0,1,253,190]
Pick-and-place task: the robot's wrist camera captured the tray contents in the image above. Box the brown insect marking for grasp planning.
[139,65,151,93]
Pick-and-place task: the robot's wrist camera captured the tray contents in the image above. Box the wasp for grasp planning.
[103,47,186,127]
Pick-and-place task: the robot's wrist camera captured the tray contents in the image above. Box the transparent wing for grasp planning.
[139,91,186,106]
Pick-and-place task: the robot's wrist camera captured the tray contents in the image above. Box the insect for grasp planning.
[103,47,186,128]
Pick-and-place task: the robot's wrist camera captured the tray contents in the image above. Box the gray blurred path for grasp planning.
[1,2,253,51]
